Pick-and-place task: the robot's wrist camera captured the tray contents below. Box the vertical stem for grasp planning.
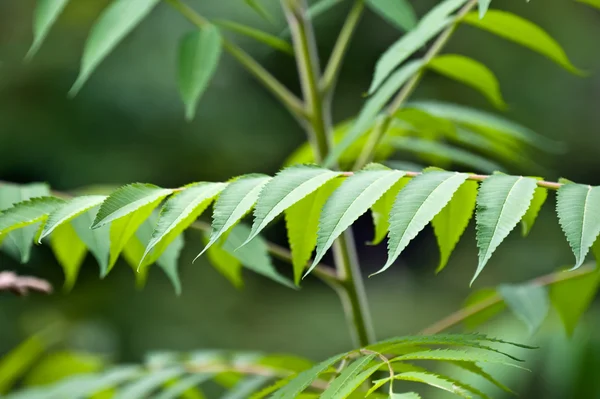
[282,0,375,347]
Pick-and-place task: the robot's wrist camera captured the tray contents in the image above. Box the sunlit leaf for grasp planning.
[320,355,378,399]
[366,0,417,31]
[24,351,104,387]
[0,335,46,394]
[462,10,583,75]
[498,283,550,334]
[521,183,547,236]
[556,183,600,269]
[215,20,292,55]
[40,195,106,241]
[473,175,538,283]
[26,0,70,60]
[202,232,243,288]
[370,177,410,246]
[390,393,421,399]
[50,223,88,291]
[393,371,472,398]
[71,206,110,276]
[428,54,506,109]
[178,26,222,120]
[0,197,65,236]
[70,0,161,95]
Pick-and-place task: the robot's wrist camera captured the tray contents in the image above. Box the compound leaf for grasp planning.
[320,355,377,399]
[40,195,106,241]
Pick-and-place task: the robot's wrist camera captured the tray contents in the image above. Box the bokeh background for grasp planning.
[1,0,600,397]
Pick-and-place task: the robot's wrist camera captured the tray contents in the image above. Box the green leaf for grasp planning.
[449,361,513,394]
[245,0,274,22]
[0,335,46,394]
[550,267,600,336]
[379,171,470,275]
[556,183,600,269]
[368,0,468,94]
[428,54,506,109]
[473,175,538,283]
[202,231,243,288]
[178,26,222,121]
[393,371,472,398]
[462,288,505,330]
[285,179,343,284]
[325,59,423,167]
[270,353,346,398]
[71,206,110,276]
[49,223,88,291]
[198,174,271,260]
[391,393,421,399]
[366,0,417,31]
[154,374,212,399]
[70,0,161,95]
[498,283,550,334]
[113,367,186,399]
[40,195,106,242]
[307,166,406,276]
[370,177,410,246]
[142,182,226,267]
[577,0,600,9]
[521,183,547,236]
[26,0,70,60]
[24,351,104,387]
[92,183,173,229]
[245,166,341,246]
[321,355,378,399]
[432,178,478,273]
[391,349,522,367]
[0,196,65,236]
[215,20,293,55]
[462,10,583,75]
[223,376,271,399]
[478,0,491,19]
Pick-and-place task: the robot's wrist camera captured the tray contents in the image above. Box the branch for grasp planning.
[0,271,53,296]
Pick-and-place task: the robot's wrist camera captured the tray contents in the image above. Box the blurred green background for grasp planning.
[1,0,600,397]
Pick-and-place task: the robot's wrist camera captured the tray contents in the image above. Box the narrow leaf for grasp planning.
[478,0,491,19]
[40,195,106,241]
[223,376,271,399]
[498,284,550,334]
[202,231,243,288]
[246,165,341,246]
[473,175,538,283]
[521,184,547,236]
[71,206,110,275]
[215,20,293,55]
[462,10,583,75]
[245,0,273,22]
[27,0,70,60]
[154,374,212,399]
[449,361,513,394]
[556,183,600,268]
[428,54,506,109]
[70,0,161,95]
[320,355,378,399]
[370,177,410,246]
[0,197,65,235]
[432,178,478,273]
[308,166,406,276]
[49,223,87,291]
[391,393,421,399]
[113,367,186,399]
[178,26,222,120]
[379,171,470,275]
[391,349,522,368]
[393,371,472,398]
[325,60,423,168]
[366,0,417,31]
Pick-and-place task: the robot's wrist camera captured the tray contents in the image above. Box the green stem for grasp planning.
[353,0,478,170]
[166,0,306,122]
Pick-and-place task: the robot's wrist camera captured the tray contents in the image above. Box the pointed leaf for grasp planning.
[498,284,550,334]
[392,349,522,367]
[92,183,173,228]
[366,0,417,31]
[432,178,478,273]
[368,0,468,94]
[154,374,212,399]
[462,10,583,75]
[308,166,406,276]
[325,60,423,167]
[49,223,87,291]
[285,179,343,284]
[215,20,293,55]
[202,231,243,288]
[556,183,600,268]
[379,171,470,275]
[142,182,226,267]
[391,393,421,399]
[113,367,186,399]
[223,376,271,399]
[40,195,106,241]
[198,174,271,260]
[393,371,472,398]
[473,175,538,283]
[321,355,378,399]
[521,184,547,236]
[550,267,600,336]
[449,361,513,394]
[478,0,491,19]
[245,0,273,22]
[370,177,410,246]
[428,54,506,109]
[0,197,65,235]
[70,0,161,95]
[71,206,110,275]
[178,26,222,120]
[246,166,341,246]
[26,0,70,60]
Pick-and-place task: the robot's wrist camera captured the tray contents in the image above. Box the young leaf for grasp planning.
[366,0,417,32]
[379,171,470,275]
[325,60,423,168]
[153,374,212,399]
[427,54,506,109]
[521,184,547,236]
[393,371,471,398]
[498,284,550,335]
[141,182,226,267]
[70,0,161,95]
[320,355,378,399]
[26,0,70,60]
[307,166,406,276]
[432,179,478,273]
[368,0,468,94]
[40,195,106,242]
[245,166,341,246]
[198,174,271,260]
[215,20,293,55]
[71,206,110,276]
[178,26,222,121]
[92,183,173,229]
[370,177,410,246]
[550,267,600,336]
[556,183,600,269]
[462,11,583,75]
[0,197,66,235]
[478,0,491,19]
[285,179,343,284]
[113,367,186,399]
[473,175,538,283]
[202,232,244,288]
[50,223,88,292]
